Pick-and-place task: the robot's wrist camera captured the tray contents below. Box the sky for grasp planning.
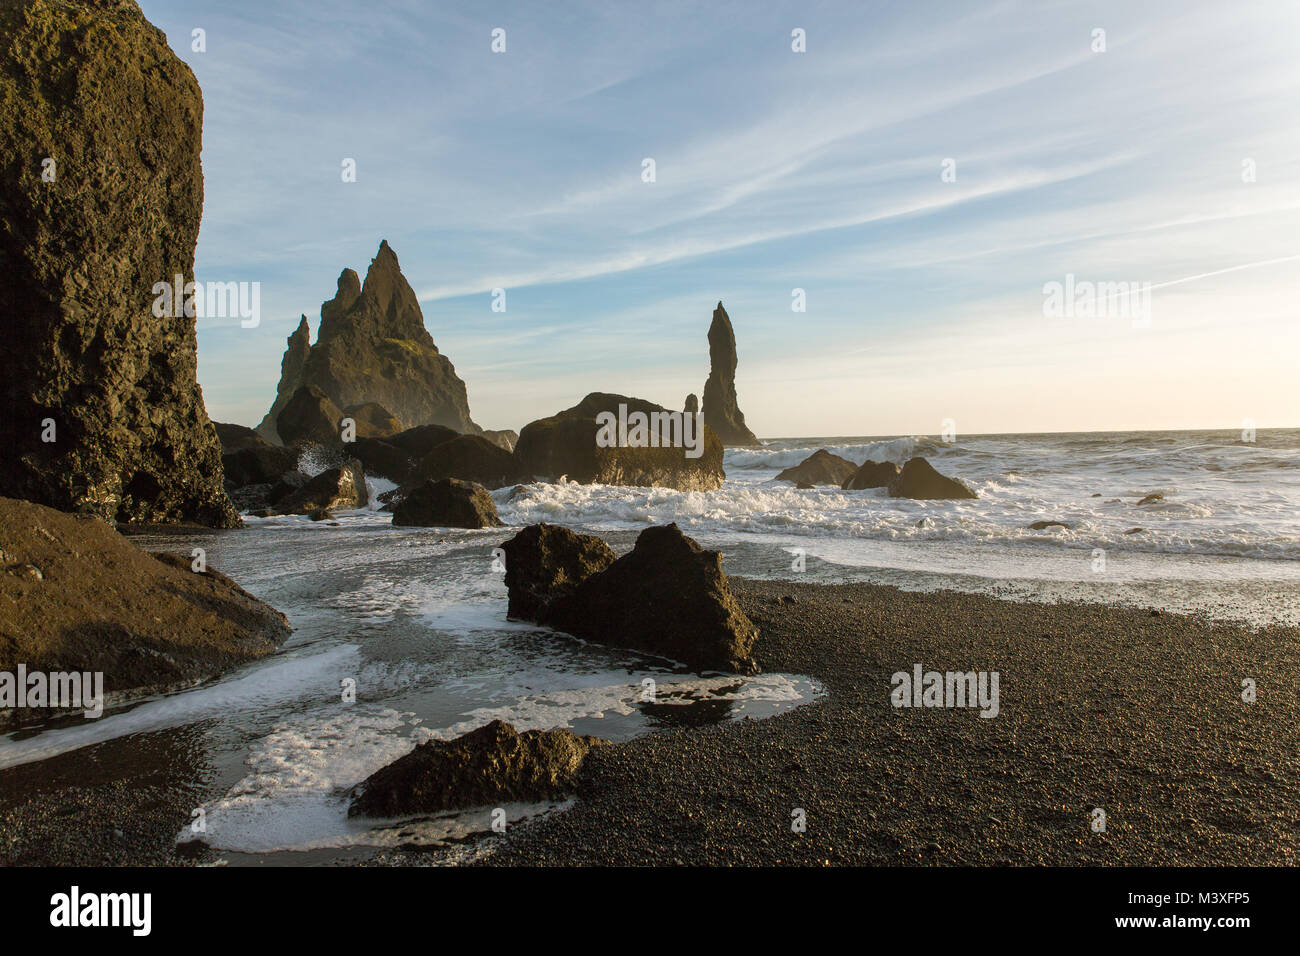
[144,0,1300,437]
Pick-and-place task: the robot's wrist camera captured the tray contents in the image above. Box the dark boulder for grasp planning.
[277,385,345,447]
[348,719,606,818]
[277,460,368,514]
[392,478,502,528]
[0,0,239,527]
[348,437,413,484]
[504,522,759,673]
[411,434,522,490]
[387,423,461,458]
[214,423,266,454]
[499,523,616,621]
[776,449,857,486]
[701,302,760,446]
[1137,492,1164,506]
[514,392,724,491]
[0,497,289,730]
[842,460,902,490]
[888,458,978,500]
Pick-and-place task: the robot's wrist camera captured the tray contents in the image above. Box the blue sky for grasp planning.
[145,0,1300,437]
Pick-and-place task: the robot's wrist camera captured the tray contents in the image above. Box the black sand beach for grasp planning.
[4,578,1297,867]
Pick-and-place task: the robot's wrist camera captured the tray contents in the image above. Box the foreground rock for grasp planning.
[0,497,290,729]
[392,478,502,528]
[499,523,616,621]
[888,457,978,500]
[501,522,758,673]
[0,0,238,527]
[349,720,606,818]
[776,449,858,486]
[259,241,480,437]
[514,392,724,491]
[842,460,901,490]
[701,302,760,446]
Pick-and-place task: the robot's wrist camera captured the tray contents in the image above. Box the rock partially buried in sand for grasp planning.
[0,497,290,730]
[842,460,901,490]
[348,719,606,818]
[392,478,503,528]
[0,0,239,527]
[776,449,858,486]
[888,457,978,500]
[502,522,759,674]
[514,392,725,491]
[499,523,616,621]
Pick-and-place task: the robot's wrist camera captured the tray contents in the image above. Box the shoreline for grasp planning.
[3,577,1298,866]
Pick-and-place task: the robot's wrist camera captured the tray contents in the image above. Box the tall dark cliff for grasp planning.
[0,0,239,526]
[701,302,760,447]
[260,241,480,442]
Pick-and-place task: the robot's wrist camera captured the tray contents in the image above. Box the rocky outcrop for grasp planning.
[214,423,299,490]
[701,302,760,446]
[888,457,978,500]
[776,449,858,486]
[0,0,238,527]
[410,435,522,490]
[514,393,724,491]
[499,523,616,621]
[276,460,368,514]
[0,497,290,729]
[391,478,502,528]
[349,720,606,818]
[842,460,902,490]
[259,241,480,437]
[255,316,311,443]
[501,522,759,673]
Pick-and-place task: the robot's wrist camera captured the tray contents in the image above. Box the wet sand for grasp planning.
[4,578,1298,866]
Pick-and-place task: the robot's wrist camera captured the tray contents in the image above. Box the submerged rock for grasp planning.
[349,719,606,818]
[259,241,480,435]
[776,449,858,486]
[502,522,759,673]
[1137,492,1164,506]
[701,302,760,446]
[888,457,978,500]
[842,460,901,490]
[0,497,290,730]
[499,523,616,621]
[392,478,502,528]
[514,392,724,491]
[0,0,238,527]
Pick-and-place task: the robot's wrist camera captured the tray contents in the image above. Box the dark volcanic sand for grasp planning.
[478,578,1300,866]
[3,579,1298,865]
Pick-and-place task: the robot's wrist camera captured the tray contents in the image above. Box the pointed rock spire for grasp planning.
[701,302,759,446]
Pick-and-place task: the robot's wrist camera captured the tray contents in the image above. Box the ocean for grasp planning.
[1,427,1295,861]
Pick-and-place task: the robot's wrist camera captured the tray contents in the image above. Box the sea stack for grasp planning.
[0,0,239,527]
[701,302,760,446]
[258,241,480,443]
[255,316,311,443]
